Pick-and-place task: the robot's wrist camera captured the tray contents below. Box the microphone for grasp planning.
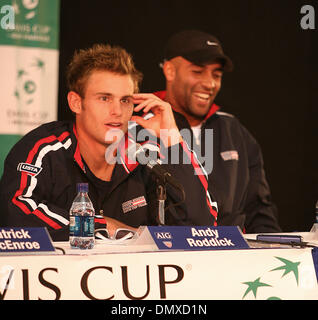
[126,143,184,191]
[126,142,186,225]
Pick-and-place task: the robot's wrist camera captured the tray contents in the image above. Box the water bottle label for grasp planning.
[83,216,94,237]
[69,216,75,236]
[70,216,94,237]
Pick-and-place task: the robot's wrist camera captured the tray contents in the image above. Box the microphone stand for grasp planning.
[126,143,186,225]
[156,180,167,226]
[153,170,186,226]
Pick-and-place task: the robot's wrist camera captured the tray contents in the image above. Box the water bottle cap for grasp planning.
[77,183,88,193]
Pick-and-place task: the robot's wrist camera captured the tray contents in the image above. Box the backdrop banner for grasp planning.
[0,0,60,175]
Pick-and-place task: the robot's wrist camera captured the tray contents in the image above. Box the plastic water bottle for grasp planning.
[316,200,318,224]
[69,183,95,249]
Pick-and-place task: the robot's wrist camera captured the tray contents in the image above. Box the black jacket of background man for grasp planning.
[155,91,281,233]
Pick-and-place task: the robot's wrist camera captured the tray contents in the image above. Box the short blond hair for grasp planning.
[66,43,143,97]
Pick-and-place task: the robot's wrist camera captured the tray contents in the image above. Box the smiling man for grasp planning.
[0,44,217,241]
[154,30,281,233]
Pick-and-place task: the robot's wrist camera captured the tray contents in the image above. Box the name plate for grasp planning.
[0,227,55,255]
[147,226,250,251]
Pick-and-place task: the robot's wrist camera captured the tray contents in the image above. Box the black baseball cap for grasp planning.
[163,30,233,71]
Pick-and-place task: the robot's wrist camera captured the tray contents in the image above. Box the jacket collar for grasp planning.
[71,122,139,175]
[72,123,85,172]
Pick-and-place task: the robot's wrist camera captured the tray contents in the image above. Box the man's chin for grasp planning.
[189,108,210,120]
[189,101,213,117]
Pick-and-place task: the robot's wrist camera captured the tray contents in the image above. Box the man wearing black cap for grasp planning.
[154,29,281,233]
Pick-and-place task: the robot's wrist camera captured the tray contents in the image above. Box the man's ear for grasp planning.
[163,61,176,82]
[67,91,82,114]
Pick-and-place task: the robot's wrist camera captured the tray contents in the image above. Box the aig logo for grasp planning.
[155,232,172,239]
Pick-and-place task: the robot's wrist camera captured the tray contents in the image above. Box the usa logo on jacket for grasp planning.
[17,163,42,176]
[122,196,147,214]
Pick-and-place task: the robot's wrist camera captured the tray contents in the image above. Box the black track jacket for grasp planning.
[155,91,281,233]
[0,121,217,241]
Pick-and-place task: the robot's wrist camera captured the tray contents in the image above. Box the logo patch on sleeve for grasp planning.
[122,196,147,214]
[220,150,239,161]
[17,163,42,176]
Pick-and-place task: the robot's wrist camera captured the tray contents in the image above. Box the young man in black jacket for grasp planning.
[0,43,217,241]
[154,30,281,233]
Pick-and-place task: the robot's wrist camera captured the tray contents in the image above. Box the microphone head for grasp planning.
[126,142,143,162]
[126,142,161,165]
